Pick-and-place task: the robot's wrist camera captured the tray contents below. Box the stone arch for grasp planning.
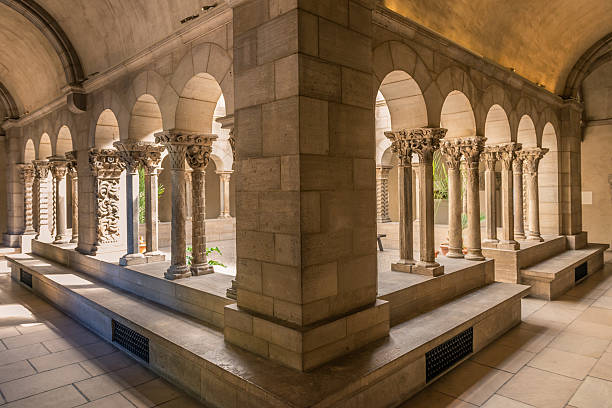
[23,138,35,162]
[125,70,168,132]
[38,133,52,159]
[536,108,561,147]
[434,67,478,131]
[539,122,561,235]
[375,90,393,165]
[517,115,537,148]
[88,90,128,148]
[479,84,513,136]
[52,110,77,150]
[56,125,73,155]
[440,90,476,138]
[93,109,120,149]
[128,94,163,142]
[211,94,234,171]
[484,104,511,144]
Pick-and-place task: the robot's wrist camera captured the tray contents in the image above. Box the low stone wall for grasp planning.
[140,218,236,247]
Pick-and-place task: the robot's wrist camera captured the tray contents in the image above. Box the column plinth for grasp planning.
[513,155,526,240]
[523,148,549,242]
[375,165,392,223]
[440,140,464,258]
[186,136,218,276]
[481,148,499,247]
[33,160,52,242]
[66,152,78,243]
[460,137,486,261]
[17,164,36,235]
[497,143,521,250]
[49,157,69,244]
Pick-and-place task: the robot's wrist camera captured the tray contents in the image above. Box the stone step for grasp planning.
[520,243,609,300]
[6,252,529,408]
[0,246,20,259]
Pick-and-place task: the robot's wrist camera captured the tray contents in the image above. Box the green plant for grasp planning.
[138,167,165,224]
[186,246,226,268]
[433,151,449,221]
[461,213,486,230]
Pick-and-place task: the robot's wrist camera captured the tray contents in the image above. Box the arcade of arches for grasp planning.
[0,1,611,407]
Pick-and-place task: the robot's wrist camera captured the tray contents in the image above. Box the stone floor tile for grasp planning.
[481,394,535,407]
[526,303,583,326]
[554,295,596,311]
[565,283,607,300]
[75,363,156,401]
[608,341,612,353]
[497,327,556,354]
[79,351,135,377]
[78,393,135,408]
[1,327,64,349]
[548,331,610,358]
[0,384,86,408]
[0,327,20,340]
[432,361,513,405]
[0,363,90,401]
[0,340,6,352]
[399,388,477,407]
[156,395,207,408]
[589,351,612,381]
[470,342,536,373]
[564,320,612,341]
[41,329,100,353]
[121,378,183,408]
[577,307,612,327]
[0,343,49,366]
[527,347,598,380]
[498,366,581,408]
[590,296,612,310]
[0,360,35,383]
[568,376,612,408]
[521,298,547,318]
[29,341,116,372]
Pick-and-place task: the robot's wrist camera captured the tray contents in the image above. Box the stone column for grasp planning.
[481,148,498,247]
[89,149,125,252]
[142,145,165,262]
[65,151,78,243]
[185,170,193,220]
[186,135,217,276]
[409,128,447,276]
[217,171,233,219]
[497,143,521,250]
[155,130,192,280]
[115,141,146,266]
[33,160,52,242]
[513,153,526,240]
[440,140,463,258]
[523,147,549,242]
[460,137,486,260]
[375,165,392,223]
[49,157,69,244]
[17,163,36,235]
[384,131,414,271]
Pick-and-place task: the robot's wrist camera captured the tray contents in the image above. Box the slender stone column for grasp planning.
[142,145,165,262]
[460,137,486,260]
[384,131,415,271]
[440,139,464,258]
[17,164,36,235]
[513,153,526,239]
[65,151,78,243]
[523,148,549,242]
[114,141,146,266]
[186,135,218,276]
[33,160,52,242]
[185,170,193,220]
[49,157,69,243]
[375,165,392,223]
[409,128,447,276]
[481,148,499,247]
[217,171,233,219]
[497,143,521,250]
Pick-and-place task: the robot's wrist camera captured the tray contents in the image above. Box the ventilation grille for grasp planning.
[426,327,473,382]
[112,320,149,363]
[575,262,588,282]
[20,269,33,288]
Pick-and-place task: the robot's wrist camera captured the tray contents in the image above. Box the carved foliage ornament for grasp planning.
[49,158,68,180]
[17,163,35,183]
[495,142,522,170]
[155,130,217,170]
[32,160,50,179]
[89,149,125,179]
[65,151,77,176]
[481,147,499,171]
[97,178,120,244]
[408,128,447,163]
[186,145,213,170]
[458,136,486,167]
[522,148,549,174]
[440,139,463,170]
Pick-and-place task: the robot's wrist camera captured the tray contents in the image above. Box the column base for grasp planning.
[412,261,444,277]
[482,240,499,248]
[497,240,520,250]
[465,249,485,261]
[446,248,464,258]
[566,232,588,250]
[165,265,192,280]
[76,243,97,256]
[515,232,526,240]
[3,234,22,248]
[191,263,214,276]
[144,251,166,263]
[391,260,415,273]
[217,214,232,219]
[70,236,78,244]
[53,235,70,244]
[119,253,147,266]
[226,279,237,300]
[527,234,544,242]
[376,217,391,223]
[19,234,36,253]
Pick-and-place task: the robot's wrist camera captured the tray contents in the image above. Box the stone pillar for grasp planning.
[155,130,192,280]
[460,137,486,261]
[89,149,125,253]
[523,147,549,242]
[497,143,521,250]
[440,140,463,258]
[185,170,193,220]
[65,151,78,243]
[225,0,388,372]
[481,148,498,247]
[17,164,36,235]
[409,128,447,276]
[384,132,414,271]
[375,165,392,223]
[217,171,233,219]
[33,160,52,242]
[513,153,526,240]
[115,141,146,266]
[186,135,218,276]
[49,157,69,244]
[142,145,165,262]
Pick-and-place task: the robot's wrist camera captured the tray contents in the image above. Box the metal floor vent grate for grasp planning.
[426,327,473,382]
[20,269,33,288]
[575,262,588,282]
[112,320,149,363]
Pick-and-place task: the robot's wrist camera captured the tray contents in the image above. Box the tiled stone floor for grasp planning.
[0,253,611,408]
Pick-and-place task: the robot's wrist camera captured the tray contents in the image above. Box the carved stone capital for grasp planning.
[521,147,549,174]
[155,130,217,170]
[495,142,522,170]
[458,136,486,167]
[48,157,68,180]
[32,160,50,179]
[114,140,165,173]
[440,139,463,170]
[384,131,413,166]
[65,151,78,177]
[17,163,35,183]
[481,147,499,171]
[89,149,125,179]
[408,127,447,163]
[186,143,214,170]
